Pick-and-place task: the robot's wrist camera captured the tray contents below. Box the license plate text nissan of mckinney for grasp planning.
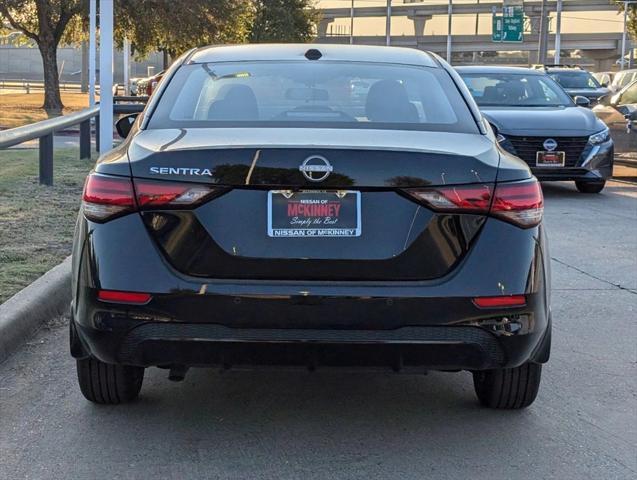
[71,44,551,409]
[268,190,361,238]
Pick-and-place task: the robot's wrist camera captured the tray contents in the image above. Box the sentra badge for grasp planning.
[149,167,213,176]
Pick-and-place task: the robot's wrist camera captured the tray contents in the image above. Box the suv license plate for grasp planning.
[536,151,565,167]
[267,190,361,238]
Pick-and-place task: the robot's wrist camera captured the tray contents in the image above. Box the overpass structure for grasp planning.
[320,0,619,22]
[317,1,634,69]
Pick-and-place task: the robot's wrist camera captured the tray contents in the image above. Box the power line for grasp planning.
[560,15,624,24]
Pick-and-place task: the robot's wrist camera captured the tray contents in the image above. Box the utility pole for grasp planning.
[350,0,354,45]
[386,0,391,46]
[621,1,630,70]
[446,0,453,64]
[123,38,130,96]
[80,41,88,93]
[472,0,480,63]
[537,0,549,65]
[89,0,96,107]
[554,0,563,64]
[99,0,114,152]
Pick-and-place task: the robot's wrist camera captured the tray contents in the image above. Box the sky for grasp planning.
[317,1,626,36]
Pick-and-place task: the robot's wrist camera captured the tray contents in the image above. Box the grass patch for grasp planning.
[0,92,90,129]
[0,148,92,303]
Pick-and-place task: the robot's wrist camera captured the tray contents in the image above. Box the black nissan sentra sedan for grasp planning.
[71,45,550,409]
[457,66,614,193]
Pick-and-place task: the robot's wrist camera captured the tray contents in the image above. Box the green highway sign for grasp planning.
[492,5,524,43]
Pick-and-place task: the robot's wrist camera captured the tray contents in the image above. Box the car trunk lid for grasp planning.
[127,128,498,280]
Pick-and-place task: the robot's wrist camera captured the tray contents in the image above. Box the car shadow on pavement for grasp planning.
[77,367,536,454]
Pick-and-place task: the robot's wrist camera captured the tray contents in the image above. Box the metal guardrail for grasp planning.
[0,97,146,186]
[0,79,83,93]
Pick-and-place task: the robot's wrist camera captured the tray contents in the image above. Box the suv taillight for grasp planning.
[404,178,543,229]
[82,174,219,222]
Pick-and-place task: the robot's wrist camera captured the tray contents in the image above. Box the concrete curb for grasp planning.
[0,256,72,363]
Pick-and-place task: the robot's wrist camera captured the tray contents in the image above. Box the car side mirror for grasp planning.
[115,114,138,139]
[597,94,611,106]
[486,121,506,143]
[600,80,609,88]
[573,96,591,108]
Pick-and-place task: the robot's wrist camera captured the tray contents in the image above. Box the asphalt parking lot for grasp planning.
[1,180,635,480]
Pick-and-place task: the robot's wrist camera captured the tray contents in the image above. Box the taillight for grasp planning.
[491,180,543,228]
[82,173,219,222]
[134,179,217,209]
[403,178,543,229]
[405,184,492,214]
[83,174,135,222]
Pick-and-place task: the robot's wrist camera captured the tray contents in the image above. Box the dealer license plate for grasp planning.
[267,190,361,238]
[536,151,565,167]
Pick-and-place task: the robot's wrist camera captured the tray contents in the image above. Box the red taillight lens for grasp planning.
[82,174,135,222]
[405,184,492,214]
[82,174,219,222]
[98,290,152,304]
[133,179,217,209]
[403,178,543,229]
[473,295,526,308]
[491,179,543,228]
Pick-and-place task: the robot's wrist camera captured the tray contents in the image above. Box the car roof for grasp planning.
[187,44,439,68]
[454,66,545,75]
[545,68,591,74]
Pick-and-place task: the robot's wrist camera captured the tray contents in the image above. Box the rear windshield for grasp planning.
[549,71,600,90]
[147,61,479,133]
[459,72,574,107]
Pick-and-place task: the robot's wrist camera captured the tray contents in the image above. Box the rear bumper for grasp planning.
[71,212,551,372]
[75,321,511,371]
[73,291,550,371]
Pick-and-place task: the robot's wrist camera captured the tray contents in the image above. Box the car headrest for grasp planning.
[365,79,419,123]
[208,84,259,121]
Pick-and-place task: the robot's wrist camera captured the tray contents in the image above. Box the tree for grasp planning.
[0,0,319,116]
[0,0,86,114]
[250,0,320,43]
[115,0,254,61]
[616,0,637,40]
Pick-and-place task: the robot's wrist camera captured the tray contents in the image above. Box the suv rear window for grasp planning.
[148,61,479,133]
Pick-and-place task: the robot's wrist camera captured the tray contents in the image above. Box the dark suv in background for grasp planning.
[458,66,614,193]
[534,64,610,106]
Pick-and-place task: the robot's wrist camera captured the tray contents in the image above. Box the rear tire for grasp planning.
[472,362,542,409]
[76,357,144,404]
[575,180,605,194]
